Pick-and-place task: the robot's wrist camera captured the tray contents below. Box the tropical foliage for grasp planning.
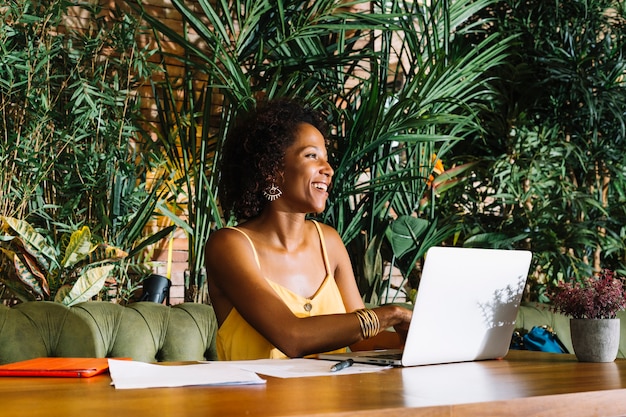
[0,217,126,305]
[441,0,626,301]
[317,0,509,303]
[128,0,510,303]
[0,0,172,303]
[4,0,624,306]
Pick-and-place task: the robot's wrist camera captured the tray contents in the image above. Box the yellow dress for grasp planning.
[216,220,348,360]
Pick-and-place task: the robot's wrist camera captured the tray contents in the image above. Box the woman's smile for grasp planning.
[312,182,328,192]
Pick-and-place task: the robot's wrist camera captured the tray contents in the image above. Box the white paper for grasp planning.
[225,358,390,378]
[108,359,266,389]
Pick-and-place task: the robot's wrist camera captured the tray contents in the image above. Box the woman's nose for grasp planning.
[321,160,334,178]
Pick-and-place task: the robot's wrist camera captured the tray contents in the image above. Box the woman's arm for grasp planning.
[205,228,411,358]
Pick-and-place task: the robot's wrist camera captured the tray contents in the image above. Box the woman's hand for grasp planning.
[375,304,412,343]
[393,321,411,345]
[391,307,412,344]
[349,305,412,351]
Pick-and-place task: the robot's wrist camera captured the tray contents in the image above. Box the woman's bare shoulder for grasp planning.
[314,221,343,243]
[207,225,240,242]
[205,226,264,288]
[313,221,350,261]
[205,227,251,259]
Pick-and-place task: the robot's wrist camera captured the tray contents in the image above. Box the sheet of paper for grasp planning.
[108,359,266,389]
[225,358,390,378]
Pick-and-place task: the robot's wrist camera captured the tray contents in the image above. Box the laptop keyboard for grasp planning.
[370,352,402,360]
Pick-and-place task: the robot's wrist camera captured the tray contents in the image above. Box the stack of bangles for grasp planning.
[354,308,380,339]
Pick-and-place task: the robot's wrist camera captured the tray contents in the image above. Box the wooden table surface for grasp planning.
[2,350,626,417]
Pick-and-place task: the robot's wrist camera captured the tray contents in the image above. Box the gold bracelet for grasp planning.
[354,308,380,339]
[361,309,380,338]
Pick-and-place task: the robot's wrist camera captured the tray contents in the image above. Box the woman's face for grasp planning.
[278,123,334,214]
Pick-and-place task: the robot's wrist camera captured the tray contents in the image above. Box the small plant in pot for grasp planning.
[550,269,626,362]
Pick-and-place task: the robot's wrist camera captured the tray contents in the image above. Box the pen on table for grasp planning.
[330,359,354,372]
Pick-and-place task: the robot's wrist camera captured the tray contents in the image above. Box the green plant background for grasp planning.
[0,0,173,304]
[1,0,625,305]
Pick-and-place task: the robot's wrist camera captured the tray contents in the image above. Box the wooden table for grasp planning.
[2,350,626,417]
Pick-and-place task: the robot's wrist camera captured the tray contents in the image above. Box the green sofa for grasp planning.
[2,300,625,365]
[0,301,218,365]
[514,302,626,358]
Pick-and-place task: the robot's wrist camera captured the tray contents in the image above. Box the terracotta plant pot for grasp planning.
[570,318,620,362]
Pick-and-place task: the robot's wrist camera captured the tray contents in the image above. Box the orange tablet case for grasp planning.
[0,357,112,378]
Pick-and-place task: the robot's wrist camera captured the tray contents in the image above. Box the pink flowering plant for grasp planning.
[550,269,626,319]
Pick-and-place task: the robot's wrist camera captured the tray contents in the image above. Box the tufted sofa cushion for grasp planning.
[0,301,218,364]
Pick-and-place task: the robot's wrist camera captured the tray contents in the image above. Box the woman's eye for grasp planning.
[306,153,317,159]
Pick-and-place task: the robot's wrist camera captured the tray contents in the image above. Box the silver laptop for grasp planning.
[319,246,532,367]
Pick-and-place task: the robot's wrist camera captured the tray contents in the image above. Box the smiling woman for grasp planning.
[204,98,412,360]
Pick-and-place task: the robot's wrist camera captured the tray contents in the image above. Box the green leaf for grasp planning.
[0,247,48,298]
[0,273,38,303]
[363,232,385,294]
[1,216,58,271]
[60,264,115,306]
[12,252,48,298]
[61,226,94,269]
[54,285,72,304]
[386,216,430,259]
[87,243,128,264]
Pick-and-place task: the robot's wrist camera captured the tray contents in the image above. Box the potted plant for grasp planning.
[550,269,626,362]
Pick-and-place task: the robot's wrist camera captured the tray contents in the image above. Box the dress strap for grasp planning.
[224,226,261,270]
[310,220,331,277]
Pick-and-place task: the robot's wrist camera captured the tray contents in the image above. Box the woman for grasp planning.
[205,98,412,360]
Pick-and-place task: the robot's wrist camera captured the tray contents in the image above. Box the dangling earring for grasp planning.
[263,183,282,201]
